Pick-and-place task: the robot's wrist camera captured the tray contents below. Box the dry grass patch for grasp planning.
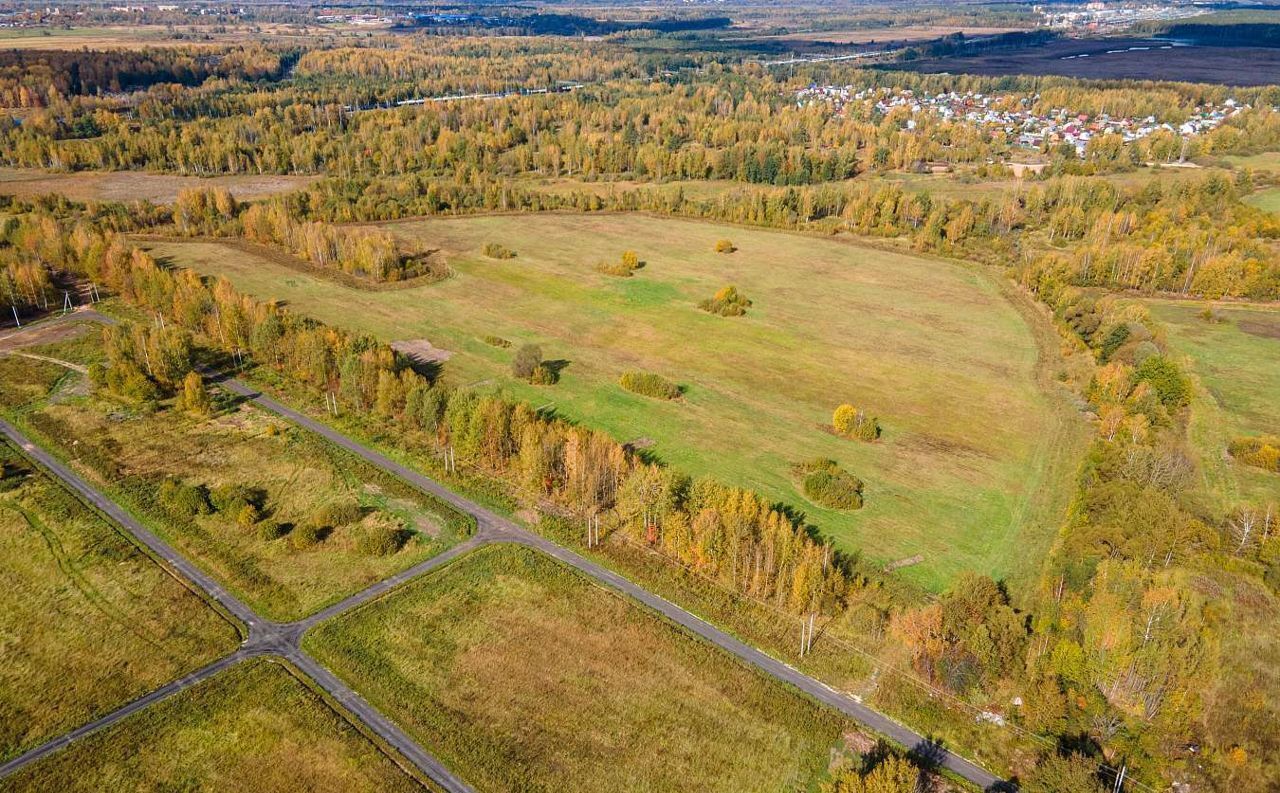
[306,544,856,793]
[0,442,238,762]
[5,658,425,793]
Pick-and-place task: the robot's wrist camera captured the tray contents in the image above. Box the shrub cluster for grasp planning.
[595,249,643,277]
[714,238,736,253]
[618,371,680,400]
[309,499,363,529]
[699,284,751,316]
[832,404,881,442]
[355,515,413,556]
[512,343,558,384]
[158,478,211,518]
[289,522,326,550]
[482,335,511,348]
[482,242,516,259]
[794,459,864,510]
[1229,435,1280,472]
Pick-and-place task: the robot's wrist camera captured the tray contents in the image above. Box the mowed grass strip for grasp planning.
[0,346,466,622]
[305,544,854,793]
[4,658,426,793]
[1144,300,1280,513]
[152,213,1085,589]
[0,442,238,762]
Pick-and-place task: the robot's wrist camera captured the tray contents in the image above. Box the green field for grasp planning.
[5,658,425,793]
[1145,300,1280,513]
[305,543,856,792]
[1243,186,1280,213]
[0,443,238,762]
[0,335,466,622]
[151,213,1086,590]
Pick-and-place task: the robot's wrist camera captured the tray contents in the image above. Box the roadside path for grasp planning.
[218,377,1008,792]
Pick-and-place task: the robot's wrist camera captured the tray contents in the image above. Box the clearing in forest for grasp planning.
[148,213,1086,590]
[1145,300,1280,514]
[304,544,858,793]
[0,168,315,205]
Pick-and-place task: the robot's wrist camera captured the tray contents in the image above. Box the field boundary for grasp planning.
[133,234,452,292]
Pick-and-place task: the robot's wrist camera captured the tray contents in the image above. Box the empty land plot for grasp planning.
[149,214,1086,591]
[1145,300,1280,513]
[305,544,855,793]
[0,168,316,205]
[1,349,465,622]
[0,442,238,762]
[5,658,425,793]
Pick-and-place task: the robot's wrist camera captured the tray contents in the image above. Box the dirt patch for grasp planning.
[392,339,453,365]
[1238,318,1280,340]
[0,317,91,352]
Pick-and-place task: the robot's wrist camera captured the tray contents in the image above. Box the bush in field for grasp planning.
[699,285,751,316]
[290,522,326,550]
[530,362,558,385]
[596,250,643,277]
[257,520,288,542]
[482,242,516,259]
[210,483,267,515]
[355,515,413,556]
[482,335,511,348]
[832,404,881,442]
[236,503,261,528]
[794,459,864,510]
[158,478,211,518]
[619,371,680,400]
[512,343,543,380]
[1229,436,1280,473]
[1134,355,1190,409]
[714,239,736,253]
[310,499,362,528]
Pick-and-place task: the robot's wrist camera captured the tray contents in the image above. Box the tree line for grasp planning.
[15,214,848,617]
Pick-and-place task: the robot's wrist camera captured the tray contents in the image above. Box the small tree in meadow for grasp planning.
[512,344,543,380]
[833,404,880,442]
[177,371,212,417]
[714,239,736,253]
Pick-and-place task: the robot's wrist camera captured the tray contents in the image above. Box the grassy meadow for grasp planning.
[1145,300,1280,514]
[1243,186,1280,214]
[151,213,1086,590]
[305,544,857,793]
[0,334,466,622]
[0,442,238,762]
[5,658,426,793]
[0,168,316,205]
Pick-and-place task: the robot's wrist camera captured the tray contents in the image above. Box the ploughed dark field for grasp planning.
[899,37,1280,86]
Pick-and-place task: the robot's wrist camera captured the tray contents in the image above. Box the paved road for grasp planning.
[0,418,475,793]
[219,378,1009,792]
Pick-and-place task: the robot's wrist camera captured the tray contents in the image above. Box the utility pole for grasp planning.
[10,306,19,327]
